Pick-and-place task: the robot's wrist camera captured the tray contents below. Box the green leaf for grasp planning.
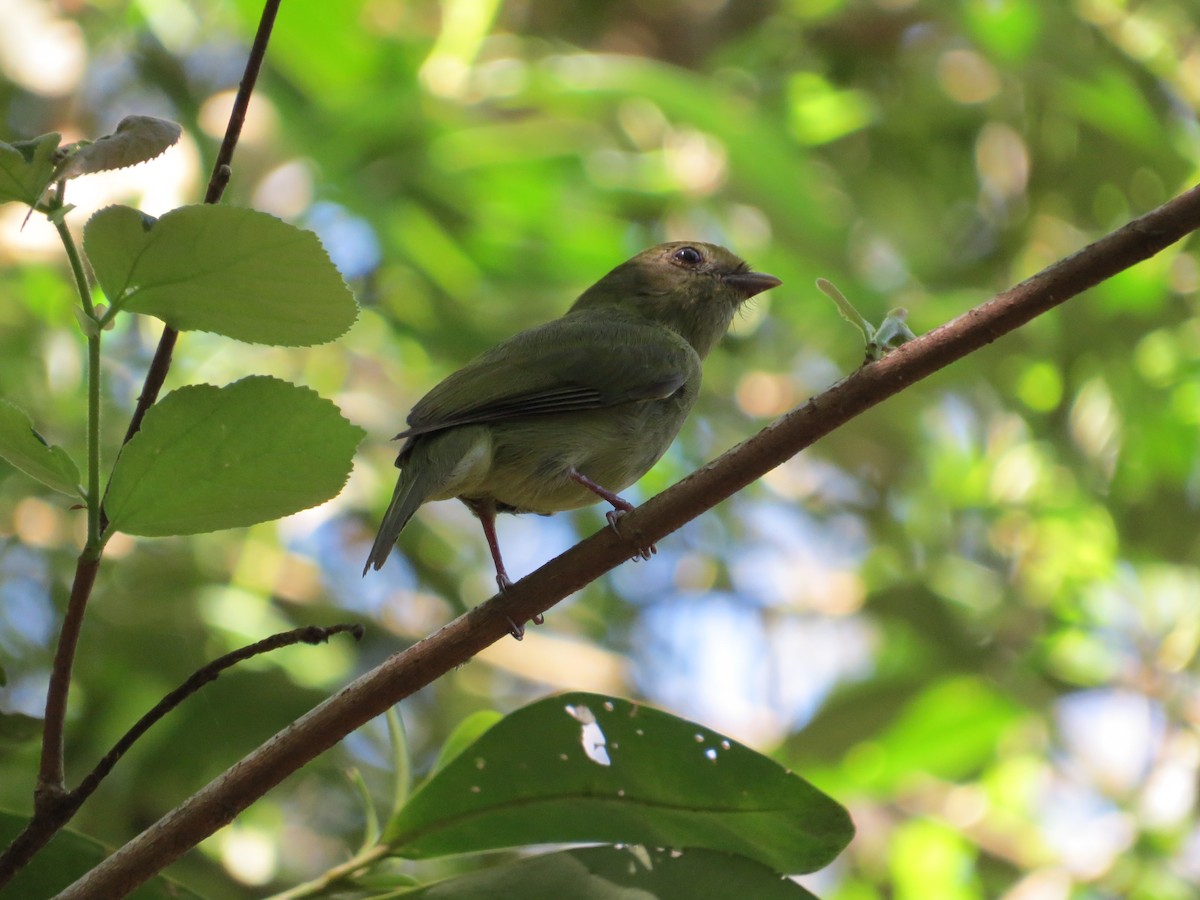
[0,132,61,207]
[387,706,413,816]
[56,116,182,180]
[816,277,874,345]
[104,376,365,536]
[385,692,853,875]
[426,709,503,778]
[0,810,203,899]
[788,74,874,146]
[0,400,84,498]
[873,308,916,352]
[0,711,41,746]
[850,676,1025,794]
[400,846,822,899]
[83,204,358,346]
[348,767,382,849]
[1060,70,1166,158]
[964,0,1042,62]
[350,866,421,890]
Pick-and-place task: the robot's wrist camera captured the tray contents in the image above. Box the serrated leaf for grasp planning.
[0,810,202,899]
[84,204,358,346]
[0,400,84,498]
[0,132,61,207]
[401,846,822,899]
[385,692,854,875]
[104,376,365,536]
[56,116,182,179]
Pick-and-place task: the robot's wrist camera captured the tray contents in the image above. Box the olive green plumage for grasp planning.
[364,241,781,582]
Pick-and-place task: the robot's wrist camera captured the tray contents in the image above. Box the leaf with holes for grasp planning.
[384,692,853,875]
[399,846,822,899]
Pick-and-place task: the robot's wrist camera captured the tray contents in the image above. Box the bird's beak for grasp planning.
[724,270,782,299]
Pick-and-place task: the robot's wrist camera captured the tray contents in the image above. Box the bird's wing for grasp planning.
[398,310,701,438]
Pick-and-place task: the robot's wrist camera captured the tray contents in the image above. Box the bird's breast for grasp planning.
[466,391,696,514]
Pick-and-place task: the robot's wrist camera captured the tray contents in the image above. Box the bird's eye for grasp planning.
[673,246,704,266]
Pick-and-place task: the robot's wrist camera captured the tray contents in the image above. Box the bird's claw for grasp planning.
[498,576,543,633]
[606,508,656,562]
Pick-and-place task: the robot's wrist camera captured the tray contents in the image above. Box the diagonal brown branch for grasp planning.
[55,183,1200,898]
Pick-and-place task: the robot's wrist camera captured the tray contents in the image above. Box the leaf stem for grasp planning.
[52,186,96,320]
[85,332,102,545]
[264,843,390,900]
[31,184,108,812]
[48,184,103,546]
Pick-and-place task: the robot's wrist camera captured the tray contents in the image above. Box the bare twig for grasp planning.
[108,0,281,477]
[73,625,365,803]
[56,183,1200,899]
[0,625,362,885]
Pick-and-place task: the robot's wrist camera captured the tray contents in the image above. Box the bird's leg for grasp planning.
[477,505,514,593]
[568,468,656,561]
[472,499,541,638]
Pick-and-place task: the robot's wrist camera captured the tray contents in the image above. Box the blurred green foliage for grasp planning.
[0,0,1198,897]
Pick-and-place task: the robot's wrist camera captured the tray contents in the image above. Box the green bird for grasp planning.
[364,241,781,627]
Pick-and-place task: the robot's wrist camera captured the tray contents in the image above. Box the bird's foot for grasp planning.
[605,508,657,561]
[496,575,543,632]
[568,468,654,557]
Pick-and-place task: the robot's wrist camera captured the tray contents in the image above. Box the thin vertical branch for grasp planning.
[0,0,288,888]
[35,198,105,805]
[34,554,99,808]
[113,0,283,456]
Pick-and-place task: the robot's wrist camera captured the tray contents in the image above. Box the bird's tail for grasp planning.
[363,430,481,574]
[363,468,426,574]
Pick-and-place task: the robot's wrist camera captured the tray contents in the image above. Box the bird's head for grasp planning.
[569,241,782,357]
